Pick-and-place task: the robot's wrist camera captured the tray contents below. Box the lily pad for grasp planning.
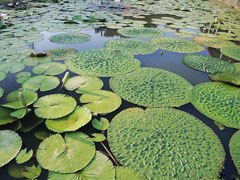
[91,133,106,142]
[48,152,115,180]
[182,54,235,73]
[22,75,60,92]
[23,56,52,67]
[104,39,158,55]
[117,27,164,38]
[0,87,4,98]
[91,117,109,130]
[10,108,31,119]
[64,75,103,93]
[34,94,77,119]
[110,67,192,107]
[32,62,67,76]
[66,49,140,77]
[191,82,240,129]
[0,130,22,167]
[49,33,91,44]
[36,132,95,173]
[34,131,51,140]
[220,46,240,61]
[193,37,236,48]
[229,131,240,174]
[0,62,25,74]
[16,72,31,84]
[16,148,33,164]
[23,164,41,179]
[108,107,225,179]
[45,106,92,133]
[0,72,7,82]
[46,48,77,60]
[150,37,204,53]
[80,90,122,114]
[115,167,145,180]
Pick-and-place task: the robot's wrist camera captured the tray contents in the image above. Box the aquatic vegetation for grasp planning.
[115,167,145,180]
[32,62,67,76]
[117,27,164,38]
[0,130,22,167]
[20,117,44,133]
[108,107,225,179]
[22,164,41,179]
[49,33,91,44]
[36,132,95,173]
[110,67,192,107]
[0,62,25,74]
[23,56,52,67]
[34,94,77,119]
[0,107,17,125]
[46,48,77,60]
[220,46,240,61]
[91,117,109,130]
[193,37,236,48]
[229,131,240,174]
[16,72,31,84]
[15,148,33,164]
[191,82,240,129]
[150,37,204,53]
[182,54,235,73]
[91,133,106,142]
[66,49,140,77]
[0,87,4,98]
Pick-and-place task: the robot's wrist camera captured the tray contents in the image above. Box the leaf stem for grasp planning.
[100,142,120,166]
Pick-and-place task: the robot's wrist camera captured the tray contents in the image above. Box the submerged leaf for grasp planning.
[34,131,51,140]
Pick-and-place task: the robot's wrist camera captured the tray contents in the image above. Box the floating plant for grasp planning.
[220,46,240,61]
[32,62,67,76]
[15,148,33,164]
[193,36,236,48]
[46,48,77,60]
[115,167,145,180]
[117,27,164,38]
[49,33,91,44]
[229,131,240,174]
[16,72,31,84]
[0,107,17,125]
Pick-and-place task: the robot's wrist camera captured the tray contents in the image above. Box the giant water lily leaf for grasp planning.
[16,148,33,164]
[46,48,77,60]
[2,90,38,109]
[66,49,140,77]
[45,106,92,133]
[34,94,77,119]
[220,46,240,61]
[193,36,236,48]
[91,118,109,130]
[0,130,22,167]
[191,82,240,129]
[36,132,95,173]
[182,54,235,73]
[32,62,67,76]
[64,76,103,92]
[0,107,17,125]
[0,87,4,98]
[108,108,225,179]
[104,39,157,55]
[22,75,60,92]
[115,167,145,180]
[150,37,204,53]
[80,90,121,114]
[117,27,164,38]
[229,131,240,174]
[49,33,90,44]
[110,67,192,107]
[48,152,115,180]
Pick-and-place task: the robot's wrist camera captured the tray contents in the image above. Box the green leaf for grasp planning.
[91,117,109,130]
[19,92,27,107]
[23,164,41,179]
[91,133,106,142]
[16,148,33,164]
[0,72,7,82]
[62,71,69,86]
[16,72,31,84]
[220,46,240,61]
[0,107,17,126]
[0,87,4,98]
[10,108,31,119]
[32,62,67,76]
[0,130,22,167]
[117,27,164,38]
[23,56,52,67]
[50,33,91,44]
[229,131,240,174]
[34,131,51,140]
[36,132,95,173]
[193,36,236,48]
[46,48,77,60]
[115,167,145,180]
[34,94,77,119]
[80,90,122,114]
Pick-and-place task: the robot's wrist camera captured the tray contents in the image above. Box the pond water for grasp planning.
[0,0,240,179]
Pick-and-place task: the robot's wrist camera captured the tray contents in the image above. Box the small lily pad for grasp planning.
[16,148,33,164]
[229,131,240,174]
[91,117,109,130]
[34,131,51,140]
[23,164,41,179]
[91,133,106,142]
[46,48,77,60]
[32,62,67,76]
[50,33,91,44]
[16,72,31,84]
[117,27,164,38]
[220,46,240,61]
[10,108,31,119]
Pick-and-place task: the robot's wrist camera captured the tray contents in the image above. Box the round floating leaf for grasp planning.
[0,72,7,82]
[80,90,122,114]
[46,48,77,60]
[2,90,38,109]
[104,39,157,55]
[23,56,52,67]
[116,167,145,180]
[91,117,109,130]
[45,106,92,133]
[64,75,103,92]
[220,46,240,61]
[110,67,192,107]
[193,36,236,48]
[16,148,33,164]
[66,49,140,77]
[91,133,106,142]
[192,82,240,129]
[8,162,27,179]
[16,72,31,84]
[150,37,204,53]
[182,54,235,73]
[48,152,115,180]
[49,33,90,44]
[23,164,41,179]
[108,108,225,179]
[229,131,240,174]
[32,62,67,76]
[0,130,22,167]
[117,27,164,38]
[36,132,95,173]
[0,87,4,98]
[34,94,77,119]
[10,108,31,119]
[22,75,60,92]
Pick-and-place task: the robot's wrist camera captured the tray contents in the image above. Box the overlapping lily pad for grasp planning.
[193,37,236,48]
[34,94,77,119]
[46,48,77,60]
[0,130,22,167]
[229,131,240,174]
[16,72,31,84]
[49,33,90,44]
[45,106,92,133]
[110,67,192,107]
[191,82,240,129]
[0,107,17,126]
[36,132,95,173]
[150,37,204,53]
[220,46,240,61]
[32,62,67,76]
[116,167,145,180]
[80,90,122,114]
[182,54,235,73]
[117,27,164,38]
[108,107,225,179]
[0,62,25,74]
[66,49,140,77]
